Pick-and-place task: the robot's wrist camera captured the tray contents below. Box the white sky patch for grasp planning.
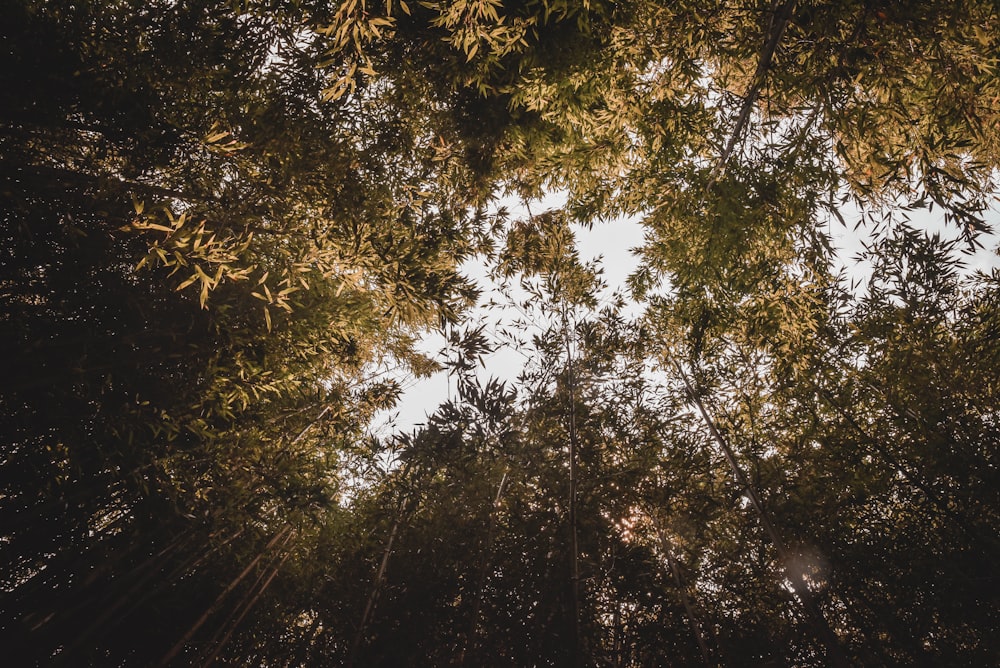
[828,199,1000,296]
[373,192,1000,438]
[372,193,647,436]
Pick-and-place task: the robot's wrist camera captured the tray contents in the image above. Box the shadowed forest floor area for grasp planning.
[2,1,1000,666]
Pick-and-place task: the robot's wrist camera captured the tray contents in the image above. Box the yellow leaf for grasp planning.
[176,274,199,291]
[136,222,175,233]
[194,264,212,285]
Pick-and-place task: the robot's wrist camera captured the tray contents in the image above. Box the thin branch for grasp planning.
[348,487,417,668]
[706,0,798,192]
[0,160,209,204]
[817,384,998,556]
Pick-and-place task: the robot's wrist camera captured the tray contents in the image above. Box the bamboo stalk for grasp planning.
[652,518,714,667]
[158,526,290,667]
[562,304,583,667]
[674,362,851,668]
[347,505,406,668]
[200,541,295,667]
[462,467,509,665]
[706,0,798,191]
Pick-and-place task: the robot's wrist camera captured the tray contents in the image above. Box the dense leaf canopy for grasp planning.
[2,0,999,665]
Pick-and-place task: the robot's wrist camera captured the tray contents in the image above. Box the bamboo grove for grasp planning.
[2,0,999,665]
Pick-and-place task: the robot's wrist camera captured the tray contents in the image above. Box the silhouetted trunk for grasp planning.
[675,362,852,668]
[200,543,294,667]
[462,468,509,665]
[348,498,411,668]
[158,526,290,667]
[653,519,714,667]
[563,304,582,667]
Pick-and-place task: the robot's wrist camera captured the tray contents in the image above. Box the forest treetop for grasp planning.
[2,0,999,666]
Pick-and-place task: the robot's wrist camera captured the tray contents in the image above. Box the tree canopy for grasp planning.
[2,0,999,665]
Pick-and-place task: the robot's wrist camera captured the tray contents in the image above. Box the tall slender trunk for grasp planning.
[200,545,294,667]
[158,526,290,667]
[462,468,509,665]
[674,362,852,668]
[706,0,797,190]
[71,527,250,662]
[54,531,199,658]
[653,519,714,667]
[562,304,582,667]
[348,498,411,668]
[197,532,294,665]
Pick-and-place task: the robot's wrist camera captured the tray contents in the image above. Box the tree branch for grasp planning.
[707,0,798,191]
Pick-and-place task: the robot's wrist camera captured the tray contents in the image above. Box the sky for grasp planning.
[370,195,1000,437]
